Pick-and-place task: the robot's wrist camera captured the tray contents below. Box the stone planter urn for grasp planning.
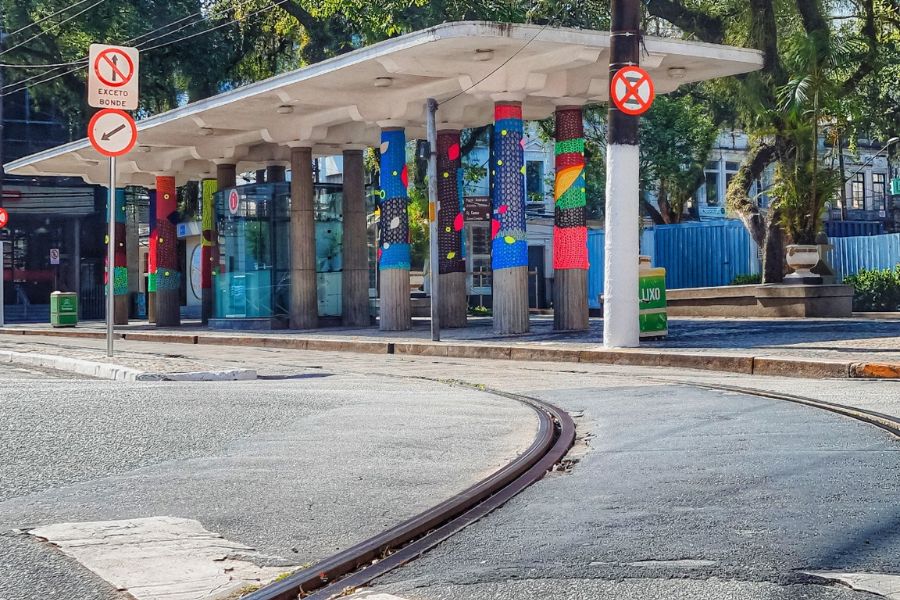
[785,244,823,284]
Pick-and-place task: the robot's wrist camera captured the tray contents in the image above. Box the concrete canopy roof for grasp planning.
[6,21,762,187]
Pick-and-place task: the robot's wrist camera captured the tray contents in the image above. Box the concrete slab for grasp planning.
[29,517,291,600]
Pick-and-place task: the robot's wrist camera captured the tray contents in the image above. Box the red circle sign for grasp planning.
[611,66,655,116]
[88,109,138,157]
[94,48,134,88]
[0,207,8,229]
[228,189,240,215]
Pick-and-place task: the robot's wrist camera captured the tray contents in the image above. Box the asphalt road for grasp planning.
[367,381,900,599]
[0,366,537,600]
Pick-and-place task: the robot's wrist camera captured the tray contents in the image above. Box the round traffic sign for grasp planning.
[0,207,8,229]
[228,189,240,215]
[93,48,135,88]
[88,109,138,157]
[611,66,655,116]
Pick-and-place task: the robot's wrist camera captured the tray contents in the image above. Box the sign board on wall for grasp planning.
[464,196,491,221]
[49,248,60,265]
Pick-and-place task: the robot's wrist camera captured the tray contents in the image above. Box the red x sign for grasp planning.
[611,66,655,116]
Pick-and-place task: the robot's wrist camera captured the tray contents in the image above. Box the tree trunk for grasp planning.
[762,206,784,284]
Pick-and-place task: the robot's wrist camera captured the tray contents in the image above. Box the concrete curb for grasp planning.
[0,349,256,382]
[1,327,897,380]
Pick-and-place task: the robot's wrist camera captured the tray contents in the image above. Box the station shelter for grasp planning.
[5,21,762,340]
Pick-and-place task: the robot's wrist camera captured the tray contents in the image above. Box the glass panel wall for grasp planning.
[213,181,346,321]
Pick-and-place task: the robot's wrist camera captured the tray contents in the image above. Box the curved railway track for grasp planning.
[245,373,898,600]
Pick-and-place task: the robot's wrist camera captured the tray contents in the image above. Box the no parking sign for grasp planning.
[611,66,655,116]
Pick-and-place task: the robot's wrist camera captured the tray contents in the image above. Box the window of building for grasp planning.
[705,161,720,206]
[525,160,545,203]
[872,173,887,210]
[851,172,865,209]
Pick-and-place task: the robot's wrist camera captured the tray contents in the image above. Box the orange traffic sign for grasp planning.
[611,66,654,116]
[88,109,138,157]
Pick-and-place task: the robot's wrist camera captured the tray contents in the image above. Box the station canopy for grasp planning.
[5,21,763,187]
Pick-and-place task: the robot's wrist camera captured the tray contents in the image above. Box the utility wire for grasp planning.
[439,23,550,107]
[1,0,279,99]
[4,0,99,38]
[0,0,109,57]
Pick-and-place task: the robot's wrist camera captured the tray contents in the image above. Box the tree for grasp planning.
[647,0,890,282]
[639,94,718,224]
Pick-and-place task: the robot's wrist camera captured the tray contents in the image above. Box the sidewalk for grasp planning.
[2,314,898,379]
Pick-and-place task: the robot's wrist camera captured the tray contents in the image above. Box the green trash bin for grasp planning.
[50,291,78,327]
[638,256,667,339]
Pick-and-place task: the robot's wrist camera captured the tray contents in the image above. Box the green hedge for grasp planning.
[843,266,900,312]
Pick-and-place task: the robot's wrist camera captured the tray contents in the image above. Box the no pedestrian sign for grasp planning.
[88,44,139,110]
[88,109,138,157]
[611,66,654,116]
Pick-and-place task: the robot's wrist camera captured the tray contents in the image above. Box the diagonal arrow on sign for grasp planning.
[101,124,127,141]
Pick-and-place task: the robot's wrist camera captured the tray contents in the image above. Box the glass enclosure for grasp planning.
[213,182,345,322]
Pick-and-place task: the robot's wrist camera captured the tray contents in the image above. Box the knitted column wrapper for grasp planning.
[437,130,465,274]
[553,107,588,270]
[377,129,411,271]
[491,102,528,271]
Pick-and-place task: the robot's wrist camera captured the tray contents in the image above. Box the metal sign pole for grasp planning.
[426,98,440,342]
[106,156,116,356]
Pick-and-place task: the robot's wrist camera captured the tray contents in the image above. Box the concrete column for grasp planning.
[436,129,467,327]
[147,189,157,323]
[341,149,370,327]
[266,165,286,183]
[200,178,217,324]
[126,197,140,309]
[110,188,128,325]
[290,146,318,329]
[73,218,81,318]
[552,106,589,331]
[491,101,529,334]
[155,176,181,327]
[378,128,411,331]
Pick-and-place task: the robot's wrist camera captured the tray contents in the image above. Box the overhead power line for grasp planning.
[0,0,109,57]
[4,0,101,38]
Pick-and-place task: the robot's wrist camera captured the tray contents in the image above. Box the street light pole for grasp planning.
[603,0,641,348]
[425,98,440,342]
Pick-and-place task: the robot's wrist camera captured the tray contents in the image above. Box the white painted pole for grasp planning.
[603,144,640,347]
[106,157,116,357]
[426,98,440,342]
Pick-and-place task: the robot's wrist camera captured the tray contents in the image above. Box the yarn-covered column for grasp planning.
[112,188,128,325]
[377,128,411,331]
[200,178,217,324]
[147,189,157,324]
[491,101,529,334]
[436,129,467,328]
[155,175,181,327]
[552,106,589,331]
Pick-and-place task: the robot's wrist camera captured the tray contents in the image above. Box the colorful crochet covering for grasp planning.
[147,189,157,293]
[437,130,465,275]
[378,129,411,271]
[201,179,217,290]
[114,189,128,295]
[491,103,528,271]
[155,176,181,292]
[553,107,589,270]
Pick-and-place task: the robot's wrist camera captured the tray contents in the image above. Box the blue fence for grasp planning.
[587,220,760,307]
[828,233,900,281]
[825,220,885,238]
[586,222,897,308]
